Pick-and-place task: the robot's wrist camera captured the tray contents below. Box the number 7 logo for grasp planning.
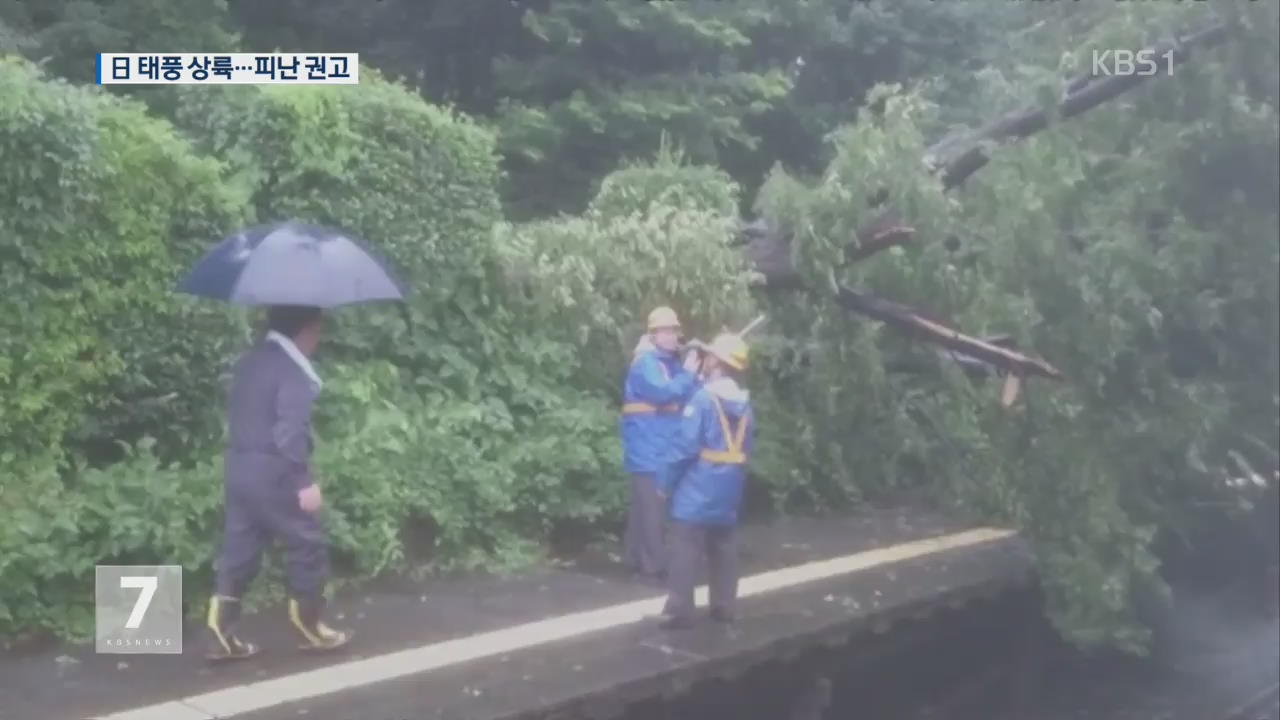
[120,576,158,629]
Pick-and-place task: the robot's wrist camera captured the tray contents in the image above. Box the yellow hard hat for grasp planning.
[647,306,681,331]
[708,333,749,371]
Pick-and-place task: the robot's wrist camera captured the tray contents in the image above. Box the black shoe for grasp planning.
[657,614,696,630]
[709,608,736,624]
[205,595,260,662]
[288,597,353,653]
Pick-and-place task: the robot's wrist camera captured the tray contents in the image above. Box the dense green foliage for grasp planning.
[749,2,1279,651]
[485,0,1008,218]
[0,57,248,637]
[0,0,237,84]
[3,0,1008,219]
[1,1,1276,654]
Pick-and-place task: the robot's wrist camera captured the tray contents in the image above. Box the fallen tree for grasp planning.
[740,19,1232,385]
[834,288,1062,381]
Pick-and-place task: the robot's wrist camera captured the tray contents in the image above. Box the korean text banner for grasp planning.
[97,53,360,85]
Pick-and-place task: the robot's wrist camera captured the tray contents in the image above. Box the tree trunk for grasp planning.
[835,287,1063,380]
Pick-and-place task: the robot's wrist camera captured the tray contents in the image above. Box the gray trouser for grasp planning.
[623,472,667,576]
[216,457,329,606]
[663,520,739,620]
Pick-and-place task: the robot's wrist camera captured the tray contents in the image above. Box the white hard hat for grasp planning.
[647,306,681,331]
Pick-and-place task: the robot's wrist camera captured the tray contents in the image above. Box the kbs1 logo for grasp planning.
[95,565,183,654]
[1091,49,1175,77]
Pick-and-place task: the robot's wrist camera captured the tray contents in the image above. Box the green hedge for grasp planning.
[1,65,630,641]
[0,57,247,639]
[0,57,248,468]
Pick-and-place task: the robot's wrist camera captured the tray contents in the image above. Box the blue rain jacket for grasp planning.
[657,377,754,526]
[619,349,699,474]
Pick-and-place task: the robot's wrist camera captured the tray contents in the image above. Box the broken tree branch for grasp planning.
[740,209,916,282]
[742,20,1231,283]
[847,211,915,263]
[738,20,1229,383]
[926,20,1230,189]
[835,286,1063,380]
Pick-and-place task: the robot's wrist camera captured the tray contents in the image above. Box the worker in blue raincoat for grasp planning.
[655,332,754,629]
[621,306,702,581]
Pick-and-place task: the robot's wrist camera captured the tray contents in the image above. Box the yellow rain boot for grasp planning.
[205,595,260,662]
[288,596,352,653]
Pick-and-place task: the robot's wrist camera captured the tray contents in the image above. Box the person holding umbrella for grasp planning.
[207,304,348,659]
[178,222,404,661]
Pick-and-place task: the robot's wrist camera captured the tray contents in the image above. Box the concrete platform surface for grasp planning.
[0,506,1031,720]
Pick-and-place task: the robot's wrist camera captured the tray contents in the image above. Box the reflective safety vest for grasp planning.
[698,394,749,465]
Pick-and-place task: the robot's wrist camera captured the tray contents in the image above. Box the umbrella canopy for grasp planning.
[177,222,405,308]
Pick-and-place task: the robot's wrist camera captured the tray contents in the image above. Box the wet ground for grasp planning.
[617,587,1042,720]
[0,505,1035,720]
[4,501,1268,720]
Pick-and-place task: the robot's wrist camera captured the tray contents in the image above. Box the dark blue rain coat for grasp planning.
[620,349,699,474]
[657,377,754,526]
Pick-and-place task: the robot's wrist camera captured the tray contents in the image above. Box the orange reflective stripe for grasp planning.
[699,395,749,465]
[699,449,747,464]
[622,402,680,415]
[623,355,678,415]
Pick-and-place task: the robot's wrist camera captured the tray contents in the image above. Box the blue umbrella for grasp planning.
[178,222,406,308]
